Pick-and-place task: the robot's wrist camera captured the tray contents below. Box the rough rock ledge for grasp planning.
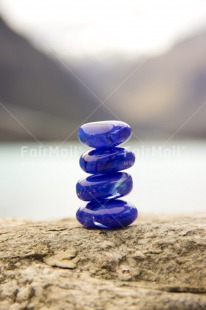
[0,214,206,310]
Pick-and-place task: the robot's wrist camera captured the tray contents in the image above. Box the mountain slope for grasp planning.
[73,30,206,139]
[116,30,206,138]
[1,15,206,141]
[0,17,112,141]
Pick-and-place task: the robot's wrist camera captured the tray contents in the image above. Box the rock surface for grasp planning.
[0,214,206,310]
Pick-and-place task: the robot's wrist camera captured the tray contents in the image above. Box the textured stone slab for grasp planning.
[0,214,206,310]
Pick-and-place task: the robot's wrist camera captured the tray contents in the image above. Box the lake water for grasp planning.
[0,141,206,220]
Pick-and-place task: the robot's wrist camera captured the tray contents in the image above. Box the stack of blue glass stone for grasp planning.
[76,121,138,229]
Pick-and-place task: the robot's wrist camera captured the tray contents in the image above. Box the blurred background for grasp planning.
[0,0,206,219]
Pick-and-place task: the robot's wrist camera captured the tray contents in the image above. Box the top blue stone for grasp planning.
[78,121,132,149]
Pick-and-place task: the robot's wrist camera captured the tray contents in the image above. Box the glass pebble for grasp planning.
[76,199,138,229]
[79,147,135,174]
[76,172,133,202]
[78,121,132,149]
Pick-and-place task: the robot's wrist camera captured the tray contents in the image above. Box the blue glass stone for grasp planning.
[76,199,138,229]
[76,172,133,202]
[80,147,135,174]
[78,121,132,149]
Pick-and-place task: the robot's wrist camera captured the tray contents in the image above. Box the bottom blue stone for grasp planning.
[76,200,138,229]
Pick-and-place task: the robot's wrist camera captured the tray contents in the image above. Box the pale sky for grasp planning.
[0,0,206,58]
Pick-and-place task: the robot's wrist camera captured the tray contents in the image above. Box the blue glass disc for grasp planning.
[79,147,135,174]
[76,172,133,202]
[78,121,132,149]
[76,199,138,229]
